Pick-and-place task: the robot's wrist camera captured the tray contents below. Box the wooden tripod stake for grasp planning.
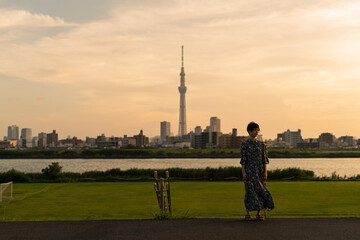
[154,171,172,215]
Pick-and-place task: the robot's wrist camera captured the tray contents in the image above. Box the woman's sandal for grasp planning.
[256,215,265,221]
[244,214,251,221]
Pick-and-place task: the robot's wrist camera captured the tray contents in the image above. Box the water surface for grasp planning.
[1,158,359,177]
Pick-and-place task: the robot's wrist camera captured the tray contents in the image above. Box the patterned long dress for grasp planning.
[240,139,275,211]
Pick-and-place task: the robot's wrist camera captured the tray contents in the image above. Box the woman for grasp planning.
[241,122,274,221]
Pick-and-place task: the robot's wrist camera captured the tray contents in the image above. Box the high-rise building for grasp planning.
[195,126,202,136]
[38,132,47,148]
[178,45,187,136]
[160,121,171,143]
[209,117,221,147]
[7,125,19,140]
[47,130,58,147]
[210,117,221,133]
[20,128,32,148]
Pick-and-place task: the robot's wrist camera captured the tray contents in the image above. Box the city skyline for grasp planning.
[2,122,358,142]
[1,0,360,139]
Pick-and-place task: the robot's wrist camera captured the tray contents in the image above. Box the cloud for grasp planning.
[2,0,360,138]
[2,1,360,90]
[0,9,76,28]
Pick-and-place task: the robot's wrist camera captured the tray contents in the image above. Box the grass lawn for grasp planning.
[0,181,359,221]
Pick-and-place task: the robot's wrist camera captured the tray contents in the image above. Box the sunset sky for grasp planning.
[1,0,360,140]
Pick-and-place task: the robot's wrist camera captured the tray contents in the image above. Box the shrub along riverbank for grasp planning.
[1,148,360,158]
[1,163,359,183]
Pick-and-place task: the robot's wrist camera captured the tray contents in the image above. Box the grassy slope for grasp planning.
[1,182,359,221]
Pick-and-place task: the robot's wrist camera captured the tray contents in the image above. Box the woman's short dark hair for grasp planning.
[247,122,260,133]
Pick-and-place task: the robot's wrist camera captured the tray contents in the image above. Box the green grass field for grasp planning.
[1,181,359,221]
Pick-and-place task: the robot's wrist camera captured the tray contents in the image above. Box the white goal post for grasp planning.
[0,181,13,202]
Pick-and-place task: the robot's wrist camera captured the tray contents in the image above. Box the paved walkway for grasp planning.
[0,218,359,240]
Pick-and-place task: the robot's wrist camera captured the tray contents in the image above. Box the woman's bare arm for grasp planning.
[263,164,267,181]
[242,164,247,180]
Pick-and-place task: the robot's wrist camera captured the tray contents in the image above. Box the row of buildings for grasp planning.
[157,117,248,149]
[2,123,359,150]
[1,126,58,149]
[271,129,358,149]
[157,118,360,149]
[0,125,149,149]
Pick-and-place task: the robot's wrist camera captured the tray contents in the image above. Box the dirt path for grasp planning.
[0,218,359,240]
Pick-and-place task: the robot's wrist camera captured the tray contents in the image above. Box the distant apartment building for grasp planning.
[20,128,32,148]
[210,131,220,147]
[32,136,38,148]
[195,126,202,136]
[160,121,171,143]
[277,133,285,142]
[200,132,210,149]
[96,134,107,144]
[121,135,137,147]
[166,136,183,144]
[149,136,162,146]
[297,138,319,149]
[38,132,47,149]
[285,129,302,148]
[97,140,121,148]
[192,127,210,149]
[0,137,17,148]
[192,124,225,149]
[59,137,83,147]
[95,134,120,148]
[318,133,336,148]
[134,130,149,147]
[187,131,194,148]
[86,137,97,147]
[0,140,11,149]
[338,136,354,148]
[193,126,202,149]
[219,128,246,149]
[276,129,302,148]
[94,134,137,148]
[8,125,19,141]
[47,130,58,147]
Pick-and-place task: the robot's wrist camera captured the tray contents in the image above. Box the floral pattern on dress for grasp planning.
[240,139,275,211]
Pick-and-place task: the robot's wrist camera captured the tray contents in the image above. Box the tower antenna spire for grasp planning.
[182,45,184,67]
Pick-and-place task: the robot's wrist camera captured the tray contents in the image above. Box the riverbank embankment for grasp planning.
[1,148,360,159]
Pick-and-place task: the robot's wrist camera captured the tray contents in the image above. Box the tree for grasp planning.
[41,162,63,179]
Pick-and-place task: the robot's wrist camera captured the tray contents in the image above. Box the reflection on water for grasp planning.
[0,158,359,177]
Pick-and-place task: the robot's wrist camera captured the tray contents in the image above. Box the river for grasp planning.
[0,158,360,177]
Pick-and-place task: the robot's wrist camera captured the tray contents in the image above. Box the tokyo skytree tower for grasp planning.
[178,45,187,136]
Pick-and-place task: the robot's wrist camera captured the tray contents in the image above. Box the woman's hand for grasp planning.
[263,173,268,181]
[243,173,248,181]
